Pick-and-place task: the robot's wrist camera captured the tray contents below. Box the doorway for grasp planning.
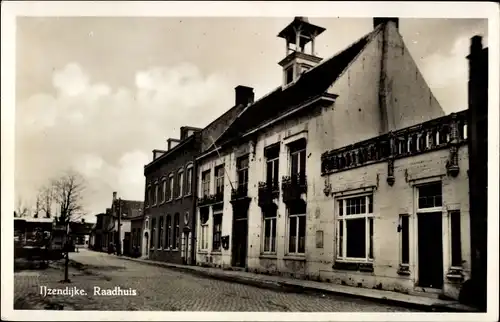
[417,212,444,289]
[232,214,248,268]
[144,232,149,257]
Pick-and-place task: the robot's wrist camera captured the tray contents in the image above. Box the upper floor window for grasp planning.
[153,182,159,206]
[265,145,280,190]
[151,217,156,248]
[161,179,167,203]
[215,165,225,196]
[285,66,294,85]
[289,139,306,183]
[146,185,152,207]
[202,170,211,197]
[236,156,249,190]
[168,174,174,201]
[417,182,442,209]
[186,165,193,195]
[177,170,184,198]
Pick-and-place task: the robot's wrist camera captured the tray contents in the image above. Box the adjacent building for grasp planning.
[142,88,254,265]
[193,17,472,300]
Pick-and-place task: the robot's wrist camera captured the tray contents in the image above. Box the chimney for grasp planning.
[235,85,254,107]
[373,17,399,29]
[113,191,117,201]
[167,138,181,150]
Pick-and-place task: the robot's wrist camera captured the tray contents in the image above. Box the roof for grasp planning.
[114,200,144,219]
[211,25,381,152]
[144,134,196,171]
[14,217,54,223]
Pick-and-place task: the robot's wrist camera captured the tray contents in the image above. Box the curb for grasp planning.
[116,255,477,312]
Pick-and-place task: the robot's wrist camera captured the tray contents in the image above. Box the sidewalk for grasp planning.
[116,255,477,312]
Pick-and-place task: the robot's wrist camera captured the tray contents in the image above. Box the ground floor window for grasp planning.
[200,208,209,250]
[399,214,410,265]
[337,194,374,261]
[212,211,222,251]
[173,213,180,250]
[151,218,156,248]
[450,210,462,267]
[262,206,277,253]
[287,202,306,254]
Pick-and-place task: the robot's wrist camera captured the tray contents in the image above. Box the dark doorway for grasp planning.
[418,212,444,289]
[232,209,248,268]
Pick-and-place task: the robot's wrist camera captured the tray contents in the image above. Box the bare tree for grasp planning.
[33,194,41,218]
[38,184,55,218]
[51,170,86,283]
[15,197,30,218]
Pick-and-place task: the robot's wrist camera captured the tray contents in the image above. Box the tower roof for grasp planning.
[277,17,326,45]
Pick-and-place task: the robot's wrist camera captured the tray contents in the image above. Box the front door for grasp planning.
[144,232,149,257]
[232,216,248,268]
[418,212,444,289]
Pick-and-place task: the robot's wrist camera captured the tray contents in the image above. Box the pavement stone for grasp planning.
[14,249,424,312]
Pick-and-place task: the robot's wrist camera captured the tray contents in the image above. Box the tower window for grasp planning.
[285,67,294,84]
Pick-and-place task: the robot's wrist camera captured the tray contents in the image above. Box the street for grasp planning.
[14,249,422,311]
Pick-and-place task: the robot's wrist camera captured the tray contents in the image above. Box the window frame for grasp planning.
[166,215,172,249]
[236,156,249,190]
[158,216,164,249]
[146,184,152,208]
[150,217,156,249]
[212,209,223,252]
[399,214,410,266]
[215,164,225,196]
[449,210,463,268]
[161,178,167,203]
[199,208,209,251]
[173,213,180,250]
[153,181,159,206]
[201,170,211,197]
[168,173,174,201]
[287,205,306,255]
[185,164,193,196]
[336,194,374,263]
[262,207,277,254]
[177,169,184,198]
[416,182,443,213]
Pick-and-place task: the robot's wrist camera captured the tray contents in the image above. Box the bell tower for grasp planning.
[277,17,326,86]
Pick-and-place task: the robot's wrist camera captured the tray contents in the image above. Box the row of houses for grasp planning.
[94,17,488,307]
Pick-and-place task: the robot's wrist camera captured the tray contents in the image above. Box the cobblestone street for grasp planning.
[14,249,422,312]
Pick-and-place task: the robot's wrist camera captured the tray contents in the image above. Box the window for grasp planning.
[417,182,442,209]
[399,214,410,265]
[166,215,171,249]
[236,156,249,191]
[151,218,156,248]
[162,179,167,203]
[212,211,222,252]
[131,229,136,247]
[265,145,280,190]
[186,166,193,195]
[168,175,174,201]
[289,139,306,183]
[153,182,159,205]
[262,206,277,253]
[285,66,294,84]
[158,216,164,249]
[287,202,306,255]
[202,170,211,197]
[200,208,209,250]
[177,170,184,198]
[450,211,462,267]
[173,213,180,250]
[337,195,374,261]
[215,165,225,196]
[146,185,152,207]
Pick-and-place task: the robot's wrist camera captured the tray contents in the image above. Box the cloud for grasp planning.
[16,62,232,220]
[420,32,488,114]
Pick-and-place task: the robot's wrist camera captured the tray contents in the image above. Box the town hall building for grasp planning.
[193,17,472,301]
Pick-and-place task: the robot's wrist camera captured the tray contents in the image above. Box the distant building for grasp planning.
[192,17,471,301]
[90,192,143,255]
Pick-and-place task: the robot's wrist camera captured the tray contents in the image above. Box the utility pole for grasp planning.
[117,198,122,256]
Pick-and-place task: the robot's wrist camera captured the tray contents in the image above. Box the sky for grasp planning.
[15,16,488,222]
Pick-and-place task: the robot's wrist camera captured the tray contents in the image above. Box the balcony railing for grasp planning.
[231,184,248,201]
[321,110,468,175]
[282,173,307,203]
[258,181,280,208]
[198,191,224,207]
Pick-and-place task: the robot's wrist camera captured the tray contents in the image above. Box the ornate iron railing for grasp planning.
[198,191,224,206]
[258,181,280,207]
[282,173,307,203]
[321,111,468,176]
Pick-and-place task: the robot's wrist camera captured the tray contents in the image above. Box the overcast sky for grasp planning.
[15,17,488,222]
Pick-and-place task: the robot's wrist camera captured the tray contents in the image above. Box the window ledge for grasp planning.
[284,255,306,261]
[397,264,411,276]
[171,249,179,252]
[185,193,192,197]
[211,251,222,255]
[446,267,464,281]
[163,248,170,251]
[259,254,277,260]
[198,250,208,254]
[333,261,374,272]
